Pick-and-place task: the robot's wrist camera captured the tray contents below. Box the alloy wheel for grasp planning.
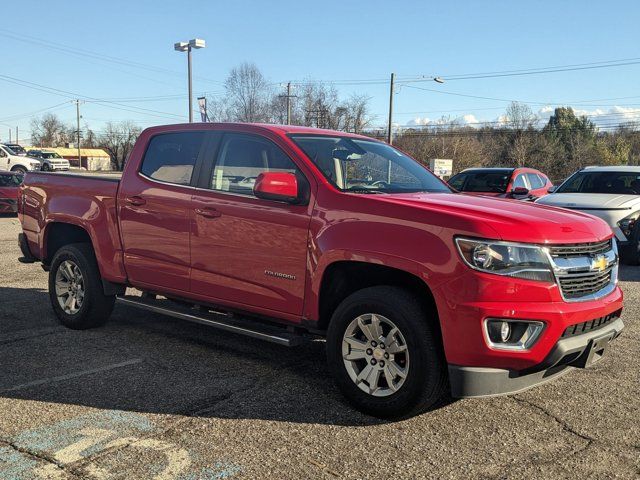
[342,313,410,397]
[55,260,85,315]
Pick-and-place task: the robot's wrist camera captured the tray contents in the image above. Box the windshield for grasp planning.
[0,173,23,187]
[42,152,62,159]
[556,171,640,195]
[6,145,25,155]
[448,170,511,193]
[290,135,451,194]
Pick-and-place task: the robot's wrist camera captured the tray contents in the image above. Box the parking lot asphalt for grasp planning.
[0,215,638,479]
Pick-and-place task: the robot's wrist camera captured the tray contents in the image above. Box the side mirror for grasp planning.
[511,186,530,196]
[254,172,299,203]
[547,185,557,193]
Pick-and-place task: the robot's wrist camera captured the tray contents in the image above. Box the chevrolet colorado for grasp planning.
[17,123,624,418]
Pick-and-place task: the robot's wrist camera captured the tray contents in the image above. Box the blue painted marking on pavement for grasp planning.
[12,410,154,459]
[0,446,39,480]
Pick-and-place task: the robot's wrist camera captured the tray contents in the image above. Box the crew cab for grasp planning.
[0,171,23,213]
[0,144,41,174]
[27,149,71,171]
[537,166,640,264]
[18,123,624,418]
[448,167,553,201]
[2,143,27,156]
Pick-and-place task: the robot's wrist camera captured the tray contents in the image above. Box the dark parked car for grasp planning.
[0,171,23,213]
[448,167,553,201]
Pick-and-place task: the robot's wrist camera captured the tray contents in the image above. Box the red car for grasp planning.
[448,167,553,200]
[18,124,623,418]
[0,171,23,214]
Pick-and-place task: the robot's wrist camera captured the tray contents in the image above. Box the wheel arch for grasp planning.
[315,260,441,336]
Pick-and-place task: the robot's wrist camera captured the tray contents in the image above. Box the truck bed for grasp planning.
[20,171,126,283]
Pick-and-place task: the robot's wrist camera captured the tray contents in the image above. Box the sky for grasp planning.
[2,0,640,143]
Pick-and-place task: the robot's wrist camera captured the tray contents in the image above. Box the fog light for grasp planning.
[485,319,545,351]
[500,321,511,342]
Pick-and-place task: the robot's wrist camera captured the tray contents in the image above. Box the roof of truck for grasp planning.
[151,122,375,140]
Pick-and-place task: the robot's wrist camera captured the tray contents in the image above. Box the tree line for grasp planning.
[28,62,640,179]
[390,103,640,182]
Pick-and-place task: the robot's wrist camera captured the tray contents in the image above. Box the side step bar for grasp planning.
[117,295,311,347]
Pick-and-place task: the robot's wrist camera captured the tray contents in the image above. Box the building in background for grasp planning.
[24,146,112,170]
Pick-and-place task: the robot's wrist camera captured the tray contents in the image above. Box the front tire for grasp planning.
[11,166,27,174]
[326,286,448,419]
[49,243,115,329]
[42,163,51,172]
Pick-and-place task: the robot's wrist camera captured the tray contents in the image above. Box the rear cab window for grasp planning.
[140,132,206,186]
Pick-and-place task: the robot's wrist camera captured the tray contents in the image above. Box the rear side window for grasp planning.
[140,132,205,185]
[210,134,298,196]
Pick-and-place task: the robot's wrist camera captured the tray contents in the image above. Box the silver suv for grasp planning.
[536,166,640,263]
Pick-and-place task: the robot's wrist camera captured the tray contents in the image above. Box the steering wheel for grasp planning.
[371,180,389,188]
[239,176,258,184]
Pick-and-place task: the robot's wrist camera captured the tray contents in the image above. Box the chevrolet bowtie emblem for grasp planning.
[591,255,608,272]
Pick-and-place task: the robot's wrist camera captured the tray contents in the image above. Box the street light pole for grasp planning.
[387,74,445,145]
[175,39,206,123]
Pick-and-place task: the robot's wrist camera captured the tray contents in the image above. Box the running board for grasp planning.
[117,295,310,347]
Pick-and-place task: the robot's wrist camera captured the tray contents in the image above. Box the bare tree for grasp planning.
[30,113,71,147]
[502,102,538,167]
[97,121,141,170]
[224,62,271,122]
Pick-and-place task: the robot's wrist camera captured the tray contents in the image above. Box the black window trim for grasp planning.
[137,130,212,189]
[194,131,311,205]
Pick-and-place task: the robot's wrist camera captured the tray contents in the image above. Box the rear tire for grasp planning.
[326,286,448,419]
[49,243,115,329]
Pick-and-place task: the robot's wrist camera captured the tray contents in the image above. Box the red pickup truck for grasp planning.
[18,123,624,418]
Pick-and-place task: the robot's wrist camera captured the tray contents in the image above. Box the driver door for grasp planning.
[189,132,312,316]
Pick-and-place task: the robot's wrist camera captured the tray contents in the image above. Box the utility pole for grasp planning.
[187,45,193,122]
[387,72,395,145]
[8,129,11,143]
[16,126,18,144]
[279,82,296,125]
[76,100,82,168]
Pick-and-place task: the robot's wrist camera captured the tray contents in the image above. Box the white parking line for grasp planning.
[0,359,143,393]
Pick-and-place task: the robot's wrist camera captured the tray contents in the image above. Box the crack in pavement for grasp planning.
[0,437,80,479]
[511,396,594,444]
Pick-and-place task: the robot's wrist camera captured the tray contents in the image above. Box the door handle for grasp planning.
[194,207,221,218]
[125,196,146,206]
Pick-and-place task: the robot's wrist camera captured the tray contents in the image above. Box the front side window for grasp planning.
[140,132,205,186]
[291,135,449,194]
[211,134,298,196]
[512,174,527,189]
[42,152,63,159]
[557,171,640,194]
[527,173,544,189]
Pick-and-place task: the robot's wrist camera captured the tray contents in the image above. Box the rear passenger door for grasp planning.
[118,131,209,293]
[190,132,312,316]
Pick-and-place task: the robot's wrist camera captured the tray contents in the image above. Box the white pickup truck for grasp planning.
[0,144,42,173]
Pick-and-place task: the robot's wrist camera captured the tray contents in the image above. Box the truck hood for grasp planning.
[376,192,613,244]
[536,192,640,210]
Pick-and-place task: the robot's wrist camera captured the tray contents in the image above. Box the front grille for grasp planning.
[549,239,612,258]
[558,266,613,299]
[561,310,622,338]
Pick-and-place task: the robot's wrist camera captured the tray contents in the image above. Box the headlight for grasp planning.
[618,213,639,238]
[455,237,554,282]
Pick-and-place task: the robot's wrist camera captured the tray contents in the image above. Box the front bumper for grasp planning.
[449,317,624,397]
